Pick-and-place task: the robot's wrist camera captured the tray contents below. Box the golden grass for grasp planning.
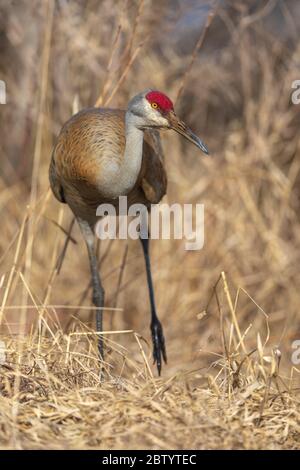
[1,0,300,449]
[0,273,299,450]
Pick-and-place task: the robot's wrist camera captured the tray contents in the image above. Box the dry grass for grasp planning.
[1,0,300,449]
[0,276,299,450]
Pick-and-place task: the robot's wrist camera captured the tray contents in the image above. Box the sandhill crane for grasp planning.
[49,89,209,375]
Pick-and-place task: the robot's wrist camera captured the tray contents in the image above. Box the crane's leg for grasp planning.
[77,218,105,361]
[140,235,167,375]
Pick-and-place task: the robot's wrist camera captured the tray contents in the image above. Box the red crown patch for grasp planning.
[145,90,174,113]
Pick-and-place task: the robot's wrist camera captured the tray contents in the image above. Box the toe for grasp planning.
[151,320,167,375]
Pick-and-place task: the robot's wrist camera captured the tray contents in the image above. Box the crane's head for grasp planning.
[127,89,209,155]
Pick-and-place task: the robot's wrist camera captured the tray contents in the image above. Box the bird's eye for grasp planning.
[151,102,158,109]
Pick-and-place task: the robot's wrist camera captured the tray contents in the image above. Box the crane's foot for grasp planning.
[97,335,104,361]
[151,319,167,376]
[95,308,105,381]
[97,336,106,383]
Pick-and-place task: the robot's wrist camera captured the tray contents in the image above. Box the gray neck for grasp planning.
[117,111,144,195]
[96,111,144,199]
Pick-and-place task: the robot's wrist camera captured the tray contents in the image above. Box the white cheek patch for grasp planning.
[157,115,169,127]
[149,109,168,127]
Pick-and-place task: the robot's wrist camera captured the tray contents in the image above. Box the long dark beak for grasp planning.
[167,111,209,155]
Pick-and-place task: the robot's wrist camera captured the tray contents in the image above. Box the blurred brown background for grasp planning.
[1,0,300,375]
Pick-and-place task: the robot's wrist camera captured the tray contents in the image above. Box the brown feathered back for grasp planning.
[49,107,167,227]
